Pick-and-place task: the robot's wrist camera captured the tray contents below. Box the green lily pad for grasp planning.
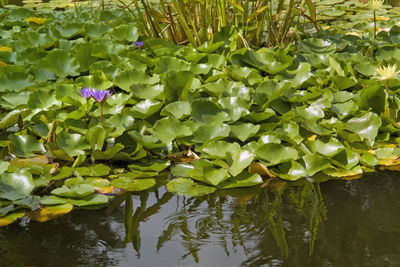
[166,177,216,197]
[219,171,263,189]
[114,69,159,92]
[160,101,192,119]
[243,48,294,74]
[110,24,138,42]
[129,99,164,119]
[227,148,254,176]
[87,125,106,151]
[308,137,345,158]
[192,98,229,124]
[200,141,241,159]
[111,177,156,191]
[274,160,306,181]
[346,112,381,146]
[153,117,192,145]
[55,22,86,38]
[0,161,9,175]
[39,49,80,77]
[75,72,113,90]
[51,184,94,198]
[128,160,170,172]
[27,90,60,110]
[130,84,164,100]
[0,109,30,130]
[74,164,111,177]
[0,67,34,92]
[0,170,35,200]
[56,132,90,158]
[230,123,260,142]
[298,38,336,54]
[9,133,45,158]
[192,124,230,143]
[256,143,298,166]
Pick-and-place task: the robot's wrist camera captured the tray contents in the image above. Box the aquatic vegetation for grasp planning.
[132,41,143,48]
[374,64,399,92]
[367,0,384,38]
[1,1,400,226]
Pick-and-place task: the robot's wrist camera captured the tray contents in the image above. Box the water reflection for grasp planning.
[1,172,400,266]
[118,178,327,265]
[0,209,126,266]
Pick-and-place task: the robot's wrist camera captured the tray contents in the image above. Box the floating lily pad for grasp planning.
[298,38,336,54]
[28,203,73,222]
[111,177,156,191]
[9,133,45,158]
[166,178,216,197]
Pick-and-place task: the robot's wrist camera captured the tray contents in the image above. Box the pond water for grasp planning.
[1,171,400,266]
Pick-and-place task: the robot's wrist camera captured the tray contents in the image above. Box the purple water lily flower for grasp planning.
[132,41,144,48]
[79,87,93,99]
[77,88,113,123]
[91,89,113,103]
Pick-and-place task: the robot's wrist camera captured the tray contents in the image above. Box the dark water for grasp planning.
[1,171,400,267]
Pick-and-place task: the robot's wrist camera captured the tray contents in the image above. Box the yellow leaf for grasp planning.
[0,61,6,68]
[26,17,49,25]
[342,174,362,181]
[346,32,361,37]
[378,158,400,166]
[383,143,397,148]
[248,162,275,177]
[0,47,12,52]
[376,16,390,21]
[85,178,114,194]
[324,166,363,177]
[10,155,49,168]
[308,135,318,141]
[0,211,26,227]
[28,203,73,222]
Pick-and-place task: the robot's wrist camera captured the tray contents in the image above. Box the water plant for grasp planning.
[118,0,318,47]
[78,88,112,123]
[367,0,384,39]
[373,64,399,93]
[132,41,144,48]
[1,2,400,227]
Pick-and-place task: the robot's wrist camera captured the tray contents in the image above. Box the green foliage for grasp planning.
[1,1,400,225]
[121,0,318,47]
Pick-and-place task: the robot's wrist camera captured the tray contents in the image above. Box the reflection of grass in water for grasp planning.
[287,180,327,255]
[117,181,327,263]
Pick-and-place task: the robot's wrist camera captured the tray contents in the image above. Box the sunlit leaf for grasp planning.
[166,178,216,197]
[27,203,73,222]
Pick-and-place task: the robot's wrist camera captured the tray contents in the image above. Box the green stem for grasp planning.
[171,0,197,46]
[100,103,103,123]
[374,10,377,39]
[85,100,89,120]
[386,79,389,93]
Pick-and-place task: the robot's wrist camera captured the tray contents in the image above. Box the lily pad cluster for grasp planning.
[1,3,400,225]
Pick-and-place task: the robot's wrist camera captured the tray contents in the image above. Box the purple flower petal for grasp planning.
[79,87,92,99]
[91,89,112,102]
[132,41,144,48]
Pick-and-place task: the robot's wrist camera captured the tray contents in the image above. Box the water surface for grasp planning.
[1,171,400,266]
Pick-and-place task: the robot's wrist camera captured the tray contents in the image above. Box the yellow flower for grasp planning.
[373,64,400,81]
[367,0,384,11]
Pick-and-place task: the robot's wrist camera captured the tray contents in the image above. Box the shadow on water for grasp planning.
[1,171,400,266]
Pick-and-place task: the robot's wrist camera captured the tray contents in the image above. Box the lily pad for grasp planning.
[256,143,298,166]
[166,178,216,197]
[27,203,73,222]
[111,177,156,191]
